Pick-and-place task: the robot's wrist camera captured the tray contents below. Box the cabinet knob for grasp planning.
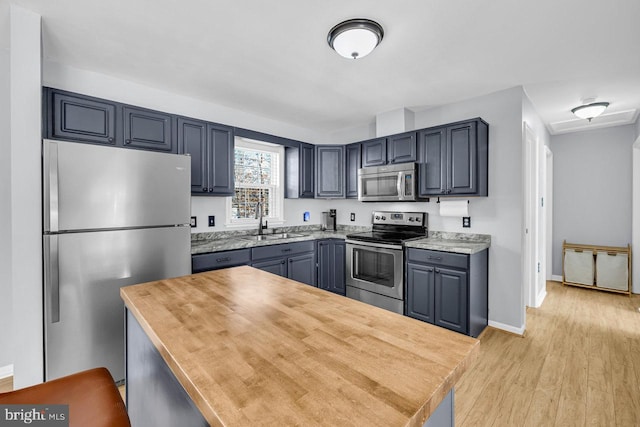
[108,137,114,142]
[441,189,446,194]
[281,260,285,264]
[126,139,131,144]
[208,188,213,192]
[202,187,207,192]
[435,268,440,273]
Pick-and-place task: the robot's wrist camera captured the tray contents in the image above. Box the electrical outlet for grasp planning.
[350,213,355,221]
[462,217,471,228]
[303,212,310,222]
[190,216,197,227]
[208,216,215,227]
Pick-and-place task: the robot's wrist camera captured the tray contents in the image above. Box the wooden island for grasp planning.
[121,266,479,426]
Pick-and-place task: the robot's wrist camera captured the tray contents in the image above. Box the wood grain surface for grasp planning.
[121,266,479,427]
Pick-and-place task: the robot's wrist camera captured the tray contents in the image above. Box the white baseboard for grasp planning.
[488,320,525,336]
[551,275,563,282]
[535,288,547,307]
[0,364,13,379]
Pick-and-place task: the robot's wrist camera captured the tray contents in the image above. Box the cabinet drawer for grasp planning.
[251,241,315,261]
[407,248,468,269]
[192,249,251,273]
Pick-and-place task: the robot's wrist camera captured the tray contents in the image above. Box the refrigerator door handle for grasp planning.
[43,141,59,233]
[44,235,60,323]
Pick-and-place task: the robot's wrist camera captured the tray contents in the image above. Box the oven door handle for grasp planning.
[345,239,403,251]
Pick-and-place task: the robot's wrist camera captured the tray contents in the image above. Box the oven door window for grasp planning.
[361,175,399,198]
[353,247,395,288]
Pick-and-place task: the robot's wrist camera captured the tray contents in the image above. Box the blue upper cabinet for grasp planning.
[418,119,488,197]
[418,127,447,196]
[178,119,234,196]
[207,124,234,196]
[316,145,345,198]
[284,142,315,199]
[387,131,417,164]
[177,118,208,194]
[123,106,175,153]
[361,138,387,167]
[300,144,315,198]
[345,143,361,199]
[361,132,417,167]
[45,88,118,146]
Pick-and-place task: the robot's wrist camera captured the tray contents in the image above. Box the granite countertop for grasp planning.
[405,231,491,255]
[191,227,491,255]
[190,225,366,255]
[121,266,480,426]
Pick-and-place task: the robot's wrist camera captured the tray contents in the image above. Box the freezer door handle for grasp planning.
[43,141,59,233]
[44,235,60,323]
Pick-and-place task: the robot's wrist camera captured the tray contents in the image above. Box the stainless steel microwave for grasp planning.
[357,163,423,202]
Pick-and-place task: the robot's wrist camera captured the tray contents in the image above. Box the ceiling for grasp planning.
[2,0,640,136]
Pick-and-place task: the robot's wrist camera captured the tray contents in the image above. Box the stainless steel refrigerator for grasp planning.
[42,139,191,382]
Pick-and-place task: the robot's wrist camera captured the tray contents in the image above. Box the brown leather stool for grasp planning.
[0,367,131,427]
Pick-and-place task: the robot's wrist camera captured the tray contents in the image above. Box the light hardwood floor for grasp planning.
[456,281,640,427]
[2,281,639,427]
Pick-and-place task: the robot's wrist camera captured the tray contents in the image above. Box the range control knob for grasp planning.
[381,216,386,220]
[408,217,414,222]
[375,216,380,220]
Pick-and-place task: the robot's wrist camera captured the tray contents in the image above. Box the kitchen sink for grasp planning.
[239,233,306,241]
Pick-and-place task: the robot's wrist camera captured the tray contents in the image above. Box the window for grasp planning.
[226,138,284,226]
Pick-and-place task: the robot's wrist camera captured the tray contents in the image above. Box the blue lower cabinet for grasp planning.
[252,258,287,277]
[317,239,345,295]
[405,248,488,337]
[251,241,316,286]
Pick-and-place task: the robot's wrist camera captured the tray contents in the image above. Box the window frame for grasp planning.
[225,137,285,227]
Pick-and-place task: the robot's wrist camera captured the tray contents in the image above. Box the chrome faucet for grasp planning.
[255,201,266,235]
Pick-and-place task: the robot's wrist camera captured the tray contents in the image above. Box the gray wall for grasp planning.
[0,48,12,371]
[551,125,635,275]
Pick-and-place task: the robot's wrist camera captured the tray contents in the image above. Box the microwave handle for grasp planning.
[397,172,403,198]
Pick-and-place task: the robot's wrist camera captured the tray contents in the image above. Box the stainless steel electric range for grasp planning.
[345,211,428,314]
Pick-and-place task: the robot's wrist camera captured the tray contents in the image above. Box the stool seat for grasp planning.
[0,367,130,427]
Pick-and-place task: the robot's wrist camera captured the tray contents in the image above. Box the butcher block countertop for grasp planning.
[121,266,480,427]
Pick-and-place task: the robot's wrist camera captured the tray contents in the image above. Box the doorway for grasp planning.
[523,123,548,312]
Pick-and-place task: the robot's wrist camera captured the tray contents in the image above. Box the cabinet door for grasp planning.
[434,267,468,334]
[300,144,315,198]
[178,118,208,194]
[252,258,287,277]
[123,106,174,152]
[387,132,417,164]
[332,241,346,295]
[49,90,118,146]
[288,253,316,286]
[418,128,446,196]
[316,146,345,198]
[447,121,477,195]
[345,143,361,198]
[361,138,387,167]
[317,240,331,291]
[207,124,234,196]
[406,263,435,323]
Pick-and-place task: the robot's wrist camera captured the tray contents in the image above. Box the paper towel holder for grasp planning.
[436,197,470,204]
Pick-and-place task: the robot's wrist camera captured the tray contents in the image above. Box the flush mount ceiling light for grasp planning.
[571,101,610,122]
[327,19,384,59]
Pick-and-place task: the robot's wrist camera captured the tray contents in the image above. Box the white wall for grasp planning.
[412,87,526,333]
[0,47,12,371]
[552,125,635,276]
[9,5,43,387]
